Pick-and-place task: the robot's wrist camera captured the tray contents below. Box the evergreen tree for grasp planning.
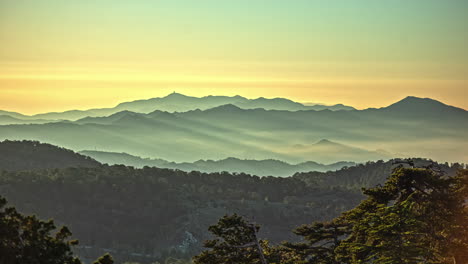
[284,220,350,264]
[193,214,303,264]
[0,195,115,264]
[0,195,82,264]
[335,168,468,263]
[193,214,268,264]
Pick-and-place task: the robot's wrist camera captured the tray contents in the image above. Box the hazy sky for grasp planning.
[1,0,467,114]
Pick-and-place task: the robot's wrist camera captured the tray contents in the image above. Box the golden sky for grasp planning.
[1,0,467,114]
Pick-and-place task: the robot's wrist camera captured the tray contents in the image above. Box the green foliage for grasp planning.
[93,253,114,264]
[284,220,351,264]
[193,214,264,264]
[0,163,361,262]
[193,214,302,264]
[196,167,468,264]
[294,159,463,190]
[0,195,115,264]
[0,195,82,264]
[335,168,468,263]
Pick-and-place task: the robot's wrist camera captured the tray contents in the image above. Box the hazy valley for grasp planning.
[0,94,466,165]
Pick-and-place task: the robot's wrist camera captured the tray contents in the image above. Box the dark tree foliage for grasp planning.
[0,195,82,264]
[0,195,114,264]
[93,253,114,264]
[335,168,468,263]
[196,167,468,264]
[294,159,464,190]
[0,164,361,262]
[193,214,265,264]
[284,220,351,264]
[193,214,302,264]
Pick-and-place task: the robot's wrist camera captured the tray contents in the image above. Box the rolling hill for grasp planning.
[79,150,356,177]
[0,140,100,171]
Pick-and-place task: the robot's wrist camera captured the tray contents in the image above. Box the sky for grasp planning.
[1,0,467,114]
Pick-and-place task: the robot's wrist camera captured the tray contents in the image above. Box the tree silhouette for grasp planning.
[0,195,115,264]
[284,220,351,264]
[193,214,268,264]
[336,168,468,263]
[0,195,82,264]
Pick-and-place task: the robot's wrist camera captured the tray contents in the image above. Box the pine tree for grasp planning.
[0,195,116,264]
[335,167,468,263]
[0,195,82,264]
[284,220,350,264]
[193,214,268,264]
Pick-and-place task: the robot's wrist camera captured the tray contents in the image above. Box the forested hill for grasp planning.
[0,140,101,171]
[0,141,465,263]
[0,165,363,263]
[294,159,466,189]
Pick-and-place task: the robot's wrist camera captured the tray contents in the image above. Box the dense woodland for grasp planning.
[0,141,467,263]
[194,168,468,264]
[294,159,465,189]
[0,141,363,263]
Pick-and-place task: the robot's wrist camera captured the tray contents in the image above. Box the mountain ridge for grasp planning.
[0,93,357,122]
[0,100,466,163]
[79,150,357,177]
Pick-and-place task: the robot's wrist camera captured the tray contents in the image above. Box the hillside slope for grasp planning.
[0,140,101,171]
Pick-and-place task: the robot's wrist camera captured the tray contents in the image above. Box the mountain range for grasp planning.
[79,150,356,177]
[0,95,466,164]
[0,93,355,123]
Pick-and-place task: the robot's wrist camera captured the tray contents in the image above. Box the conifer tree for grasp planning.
[284,220,350,264]
[0,195,82,264]
[193,214,268,264]
[335,168,468,263]
[0,195,116,264]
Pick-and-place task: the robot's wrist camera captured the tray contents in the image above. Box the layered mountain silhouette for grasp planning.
[0,96,466,163]
[79,150,355,177]
[0,93,355,123]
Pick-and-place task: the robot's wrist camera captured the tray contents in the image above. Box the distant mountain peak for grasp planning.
[164,92,190,99]
[315,139,336,145]
[207,104,243,112]
[400,96,437,103]
[384,96,465,113]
